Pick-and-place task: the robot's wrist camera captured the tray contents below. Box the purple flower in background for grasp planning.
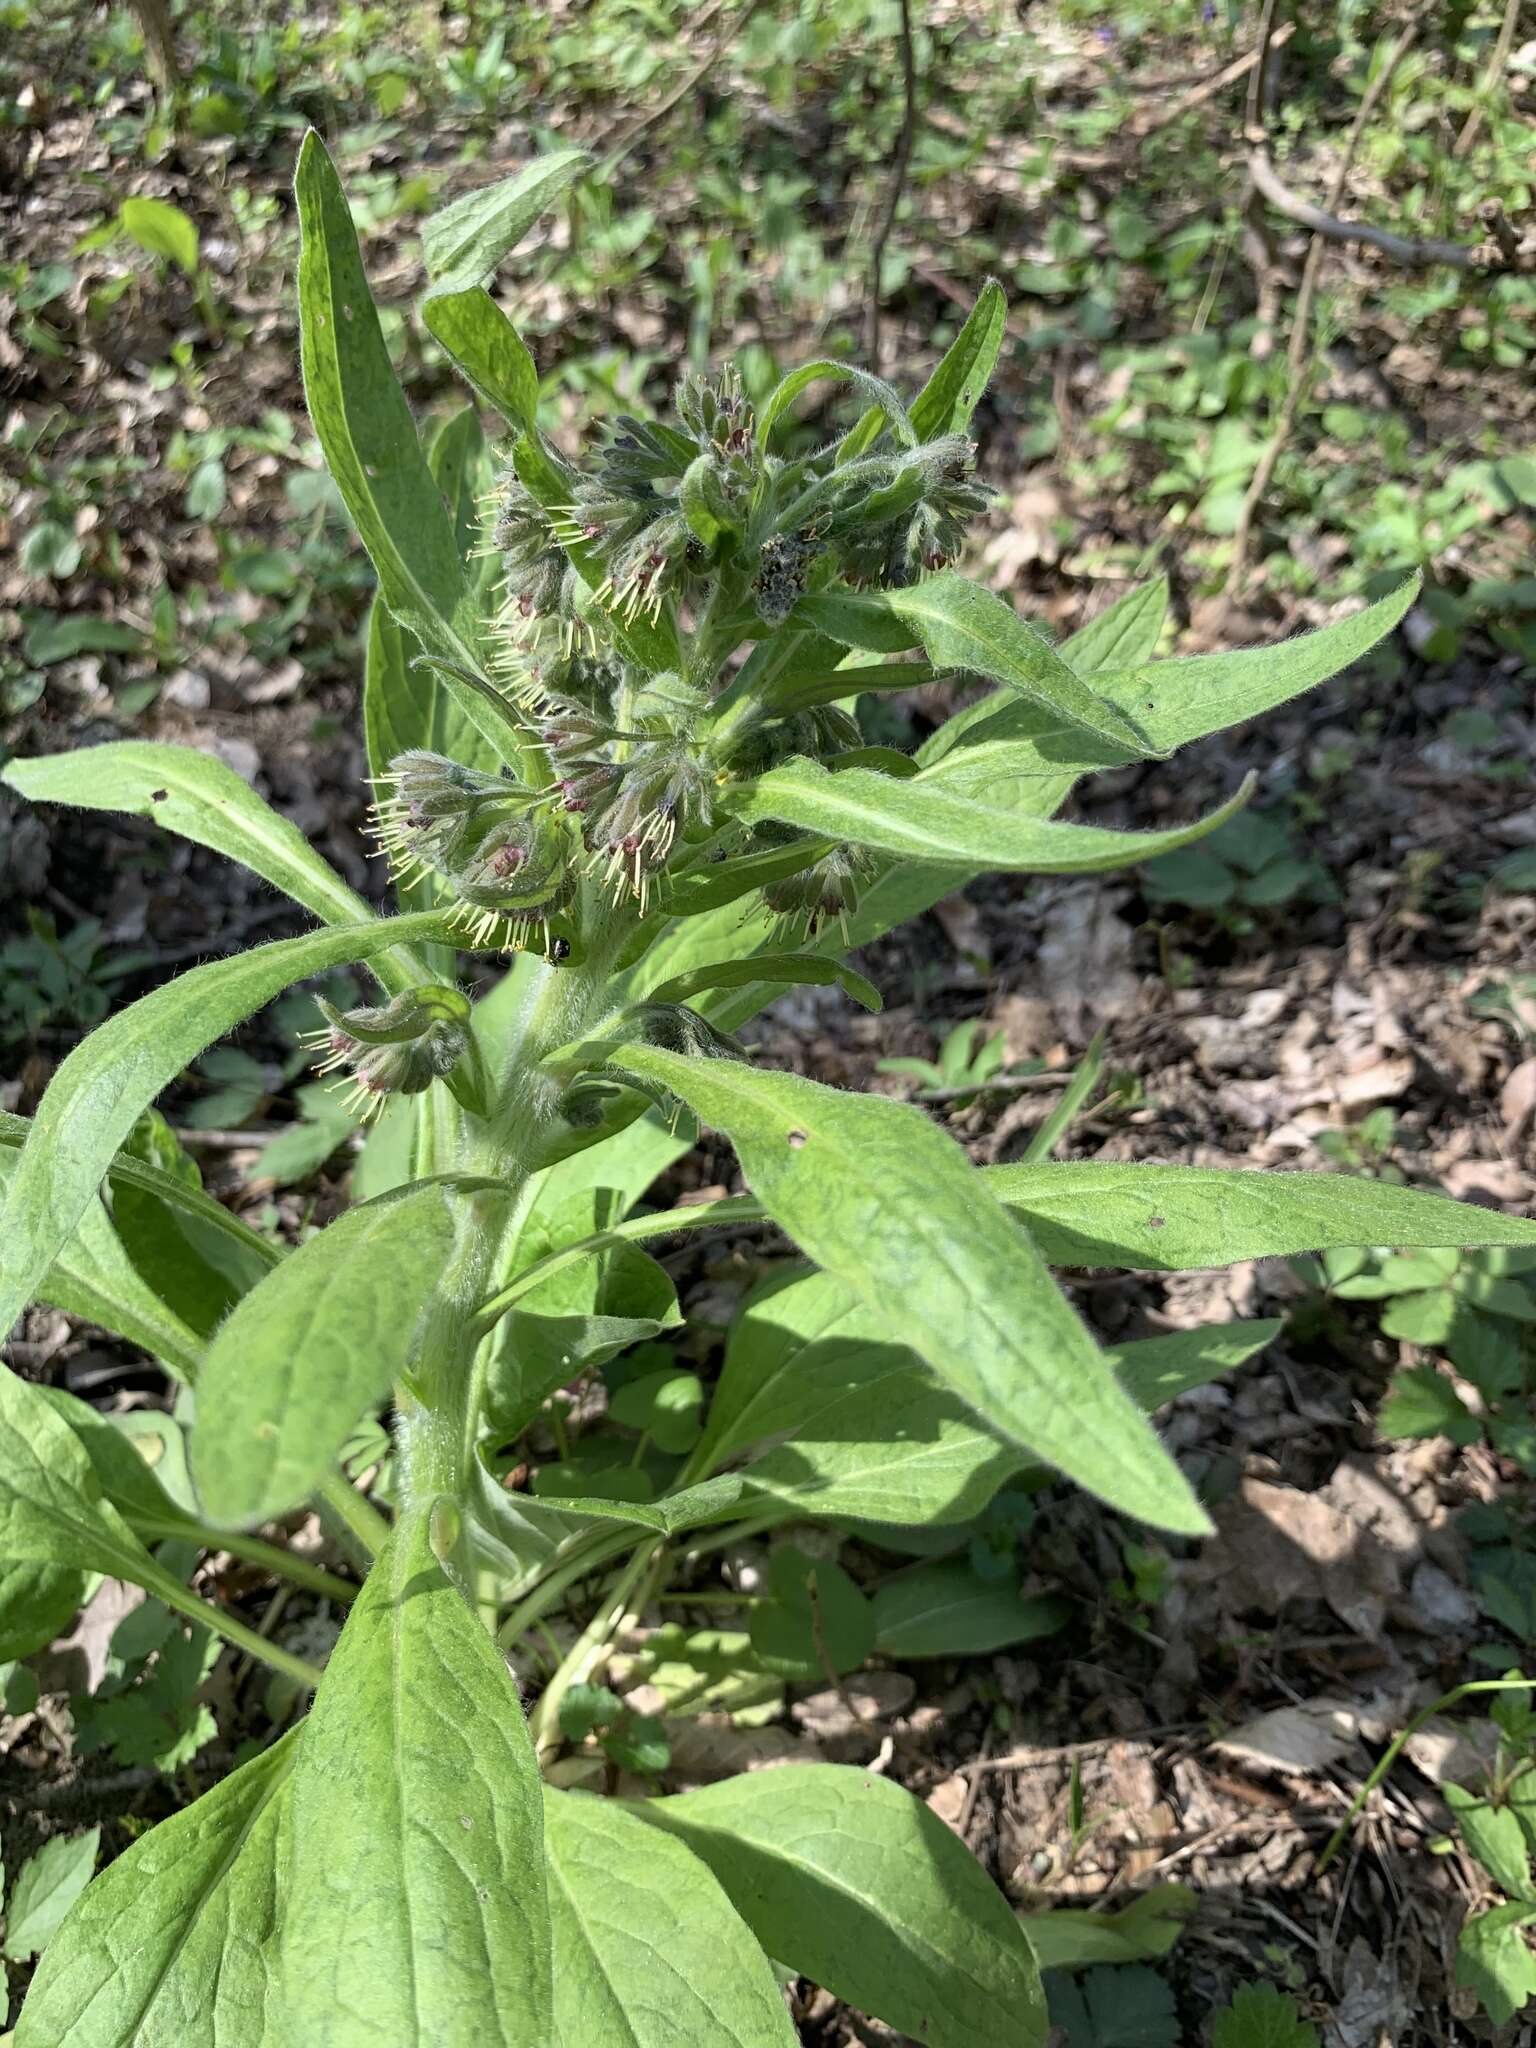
[1203,2,1216,20]
[1096,23,1116,42]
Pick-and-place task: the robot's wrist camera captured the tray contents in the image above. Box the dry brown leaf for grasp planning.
[1212,1699,1363,1778]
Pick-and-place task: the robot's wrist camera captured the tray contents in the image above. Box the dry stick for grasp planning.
[1455,0,1524,158]
[1224,24,1419,600]
[866,0,919,375]
[600,0,763,175]
[1246,146,1524,270]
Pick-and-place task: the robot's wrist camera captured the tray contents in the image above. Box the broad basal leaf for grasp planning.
[2,742,374,932]
[632,1764,1047,2048]
[2,1828,100,1962]
[192,1183,463,1525]
[0,1558,86,1661]
[872,1563,1069,1658]
[1020,1884,1197,1970]
[543,1788,796,2048]
[16,1728,296,2047]
[0,909,448,1348]
[984,1161,1536,1269]
[603,1047,1209,1536]
[1456,1902,1536,2028]
[728,755,1253,872]
[280,1511,553,2045]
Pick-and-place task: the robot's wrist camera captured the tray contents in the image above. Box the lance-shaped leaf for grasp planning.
[602,1046,1210,1535]
[423,286,540,430]
[841,279,1008,468]
[631,1765,1047,2048]
[0,1560,86,1661]
[296,132,512,758]
[803,572,1151,755]
[648,951,881,1012]
[2,742,373,932]
[531,1475,746,1538]
[421,150,590,293]
[984,1161,1536,1270]
[727,755,1254,872]
[1096,575,1419,753]
[15,1727,297,2048]
[0,1365,192,1603]
[0,1126,205,1379]
[758,361,918,449]
[703,1266,1280,1527]
[0,909,450,1346]
[281,1512,553,2045]
[0,1106,279,1276]
[192,1184,463,1526]
[873,1566,1070,1659]
[543,1789,797,2048]
[1061,576,1169,675]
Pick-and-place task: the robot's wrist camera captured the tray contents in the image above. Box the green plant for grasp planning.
[877,1014,1029,1102]
[2,135,1533,2046]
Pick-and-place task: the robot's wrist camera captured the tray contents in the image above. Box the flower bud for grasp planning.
[303,985,472,1119]
[763,845,875,941]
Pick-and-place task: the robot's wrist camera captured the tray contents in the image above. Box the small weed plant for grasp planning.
[4,140,1536,2046]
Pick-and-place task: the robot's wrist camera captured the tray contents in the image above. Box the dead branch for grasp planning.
[867,0,919,373]
[1225,26,1420,598]
[1247,145,1530,273]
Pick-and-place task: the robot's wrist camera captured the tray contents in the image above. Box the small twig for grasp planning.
[1226,24,1419,598]
[957,1724,1201,1775]
[1246,145,1524,271]
[600,0,763,174]
[1455,0,1523,158]
[866,0,919,374]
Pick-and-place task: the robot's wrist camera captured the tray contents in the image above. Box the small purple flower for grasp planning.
[1096,23,1116,42]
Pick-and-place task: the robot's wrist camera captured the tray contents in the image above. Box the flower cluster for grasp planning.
[368,751,576,952]
[301,986,471,1119]
[368,362,996,953]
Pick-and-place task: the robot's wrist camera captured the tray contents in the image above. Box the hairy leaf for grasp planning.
[281,1512,553,2045]
[984,1162,1536,1269]
[0,1145,203,1382]
[296,133,508,755]
[633,1765,1046,2047]
[1061,578,1169,676]
[0,910,448,1348]
[604,1047,1209,1535]
[543,1788,796,2047]
[1096,577,1418,752]
[730,755,1254,871]
[421,151,589,292]
[839,280,1006,461]
[2,742,375,932]
[804,572,1150,754]
[16,1730,296,2046]
[422,287,540,430]
[193,1184,462,1525]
